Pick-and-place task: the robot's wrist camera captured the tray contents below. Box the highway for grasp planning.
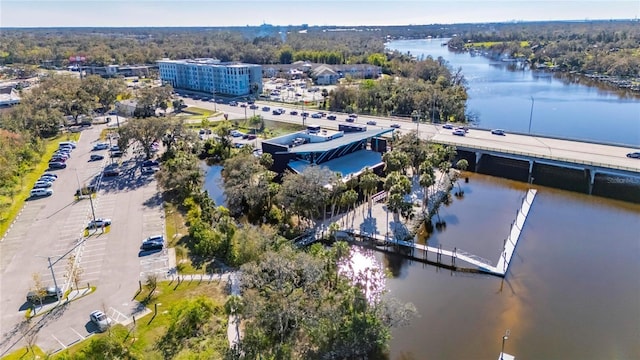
[183,97,640,174]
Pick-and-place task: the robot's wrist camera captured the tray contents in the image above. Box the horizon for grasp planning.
[1,0,639,28]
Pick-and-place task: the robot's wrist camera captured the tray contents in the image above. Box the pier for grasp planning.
[337,189,538,277]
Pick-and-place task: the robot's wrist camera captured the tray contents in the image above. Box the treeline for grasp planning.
[0,28,385,66]
[446,20,640,77]
[328,54,468,121]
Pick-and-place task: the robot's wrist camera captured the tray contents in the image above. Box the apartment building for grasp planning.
[157,58,263,97]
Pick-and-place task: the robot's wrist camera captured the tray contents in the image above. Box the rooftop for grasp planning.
[284,128,394,153]
[289,150,383,181]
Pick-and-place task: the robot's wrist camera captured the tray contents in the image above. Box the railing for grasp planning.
[433,139,640,173]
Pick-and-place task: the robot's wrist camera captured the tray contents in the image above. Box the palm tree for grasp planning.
[359,168,380,211]
[340,189,358,228]
[454,159,469,196]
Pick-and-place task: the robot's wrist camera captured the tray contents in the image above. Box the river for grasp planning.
[385,38,640,147]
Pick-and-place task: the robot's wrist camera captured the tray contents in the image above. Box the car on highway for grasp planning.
[442,124,454,129]
[348,113,358,119]
[491,129,506,136]
[327,115,337,120]
[89,154,104,161]
[90,310,112,332]
[390,123,401,129]
[48,162,67,169]
[272,109,283,115]
[311,113,322,119]
[229,101,238,106]
[93,142,109,151]
[141,235,164,251]
[366,120,377,125]
[33,180,53,189]
[26,286,62,304]
[262,106,271,112]
[345,117,355,123]
[290,110,298,116]
[30,188,53,198]
[627,152,640,159]
[301,112,309,117]
[87,218,112,229]
[249,104,259,109]
[452,129,466,136]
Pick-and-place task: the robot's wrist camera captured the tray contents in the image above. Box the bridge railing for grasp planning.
[433,139,640,173]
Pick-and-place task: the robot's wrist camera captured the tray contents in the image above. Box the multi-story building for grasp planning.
[157,58,263,97]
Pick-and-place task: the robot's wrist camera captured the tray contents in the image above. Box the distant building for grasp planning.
[261,62,381,85]
[85,64,152,78]
[157,58,263,97]
[0,87,20,107]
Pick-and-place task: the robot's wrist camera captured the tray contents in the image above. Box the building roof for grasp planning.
[285,128,393,153]
[289,150,383,180]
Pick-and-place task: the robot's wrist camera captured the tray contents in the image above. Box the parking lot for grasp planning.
[0,121,167,355]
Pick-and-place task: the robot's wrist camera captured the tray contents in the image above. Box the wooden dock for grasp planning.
[340,189,538,277]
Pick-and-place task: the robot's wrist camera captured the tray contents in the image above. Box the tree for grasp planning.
[382,150,410,174]
[118,116,172,159]
[454,159,469,196]
[82,75,126,114]
[359,167,380,211]
[65,254,83,290]
[277,166,334,229]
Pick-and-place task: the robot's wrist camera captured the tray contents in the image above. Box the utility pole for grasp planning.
[35,255,62,302]
[75,168,96,224]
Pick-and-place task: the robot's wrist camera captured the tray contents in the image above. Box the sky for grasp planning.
[1,0,638,28]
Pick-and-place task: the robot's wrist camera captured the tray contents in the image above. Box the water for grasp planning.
[202,164,226,206]
[386,39,640,146]
[378,174,640,359]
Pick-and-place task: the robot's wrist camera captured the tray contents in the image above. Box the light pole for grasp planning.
[75,168,97,224]
[35,255,62,302]
[528,96,534,134]
[501,329,511,360]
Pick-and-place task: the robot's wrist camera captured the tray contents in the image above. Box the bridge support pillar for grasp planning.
[527,160,534,184]
[475,152,482,172]
[586,168,596,195]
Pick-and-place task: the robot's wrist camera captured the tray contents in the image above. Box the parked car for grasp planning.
[141,167,158,175]
[89,310,111,332]
[33,181,53,189]
[89,154,104,162]
[48,162,67,169]
[103,168,120,177]
[26,286,62,304]
[452,129,466,136]
[59,141,77,149]
[110,151,124,158]
[142,160,159,168]
[626,152,640,159]
[141,235,164,251]
[110,145,120,152]
[51,154,69,161]
[230,130,244,138]
[39,175,57,182]
[87,218,112,229]
[366,120,377,125]
[30,188,53,198]
[327,115,337,120]
[491,129,506,136]
[93,143,109,151]
[390,123,401,129]
[42,172,58,179]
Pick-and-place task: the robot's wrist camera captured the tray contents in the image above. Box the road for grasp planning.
[0,123,167,355]
[184,97,640,173]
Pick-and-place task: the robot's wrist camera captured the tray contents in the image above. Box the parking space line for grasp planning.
[51,334,66,349]
[70,327,85,340]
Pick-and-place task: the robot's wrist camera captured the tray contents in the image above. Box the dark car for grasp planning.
[229,101,238,106]
[141,235,164,251]
[327,115,337,120]
[27,287,62,304]
[89,154,104,161]
[627,152,640,159]
[48,162,67,169]
[442,124,454,129]
[290,110,298,116]
[390,123,401,129]
[103,168,120,177]
[142,160,159,167]
[249,104,259,109]
[262,106,271,112]
[110,151,124,158]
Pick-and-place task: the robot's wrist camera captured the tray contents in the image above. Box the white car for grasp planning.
[89,310,111,332]
[87,218,112,229]
[93,143,109,150]
[452,129,466,136]
[30,188,53,198]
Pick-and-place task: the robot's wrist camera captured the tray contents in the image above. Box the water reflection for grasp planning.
[338,247,386,303]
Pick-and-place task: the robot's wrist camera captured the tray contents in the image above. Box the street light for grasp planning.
[35,255,62,302]
[501,329,511,360]
[75,168,97,225]
[528,96,535,134]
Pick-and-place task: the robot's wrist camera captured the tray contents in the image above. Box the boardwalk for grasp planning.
[340,189,538,277]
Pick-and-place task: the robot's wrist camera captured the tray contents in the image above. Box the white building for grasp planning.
[157,58,263,97]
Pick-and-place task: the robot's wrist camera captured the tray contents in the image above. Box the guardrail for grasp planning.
[433,139,640,174]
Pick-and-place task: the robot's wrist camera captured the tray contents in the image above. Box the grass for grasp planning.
[0,133,81,239]
[1,346,48,360]
[52,281,228,359]
[164,202,204,274]
[465,40,530,48]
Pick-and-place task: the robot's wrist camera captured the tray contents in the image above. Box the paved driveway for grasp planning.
[0,124,166,355]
